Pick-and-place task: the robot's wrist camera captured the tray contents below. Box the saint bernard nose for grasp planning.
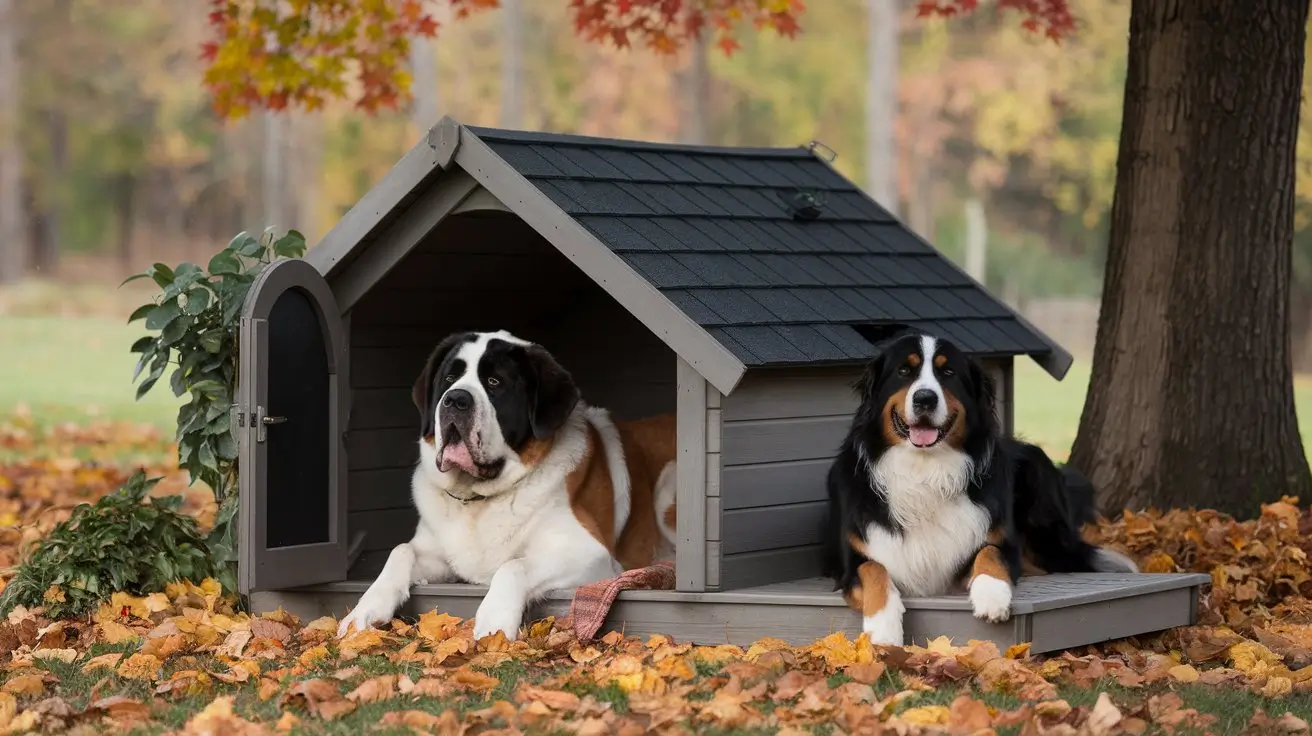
[442,388,473,413]
[911,388,938,414]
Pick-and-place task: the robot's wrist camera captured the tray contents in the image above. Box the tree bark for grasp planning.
[1069,0,1312,519]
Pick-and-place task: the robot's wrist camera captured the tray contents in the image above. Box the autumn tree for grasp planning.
[200,0,1071,118]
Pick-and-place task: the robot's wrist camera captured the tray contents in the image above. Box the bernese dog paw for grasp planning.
[861,607,904,647]
[969,575,1013,623]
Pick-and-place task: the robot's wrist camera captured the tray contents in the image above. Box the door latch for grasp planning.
[254,405,287,443]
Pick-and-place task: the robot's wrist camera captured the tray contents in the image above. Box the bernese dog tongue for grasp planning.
[439,442,478,475]
[909,426,939,447]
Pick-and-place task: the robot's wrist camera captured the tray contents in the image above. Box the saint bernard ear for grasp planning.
[411,332,474,439]
[524,343,580,439]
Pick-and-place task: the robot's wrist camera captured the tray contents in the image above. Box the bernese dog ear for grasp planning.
[854,350,889,404]
[967,356,998,427]
[524,344,580,439]
[411,332,471,439]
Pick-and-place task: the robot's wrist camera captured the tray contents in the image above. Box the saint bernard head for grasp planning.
[855,332,996,453]
[411,330,580,495]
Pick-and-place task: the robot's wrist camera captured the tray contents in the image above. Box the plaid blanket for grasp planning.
[568,561,676,642]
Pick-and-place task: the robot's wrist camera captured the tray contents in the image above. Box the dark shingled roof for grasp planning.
[468,125,1054,368]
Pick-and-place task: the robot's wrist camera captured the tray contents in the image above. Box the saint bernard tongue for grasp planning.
[439,441,478,475]
[908,426,940,448]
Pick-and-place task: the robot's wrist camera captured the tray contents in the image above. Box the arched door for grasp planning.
[237,258,348,593]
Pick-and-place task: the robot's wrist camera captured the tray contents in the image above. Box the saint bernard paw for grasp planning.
[969,574,1013,623]
[472,593,524,642]
[336,594,395,638]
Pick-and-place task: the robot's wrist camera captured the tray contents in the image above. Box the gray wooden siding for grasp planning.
[715,366,862,591]
[338,211,676,578]
[703,386,722,589]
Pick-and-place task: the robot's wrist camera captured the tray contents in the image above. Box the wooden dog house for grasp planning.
[236,117,1209,652]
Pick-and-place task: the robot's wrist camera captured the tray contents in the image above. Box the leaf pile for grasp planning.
[0,582,1308,735]
[0,472,216,619]
[1090,496,1312,628]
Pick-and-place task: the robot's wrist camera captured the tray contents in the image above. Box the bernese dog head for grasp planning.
[411,330,580,495]
[854,332,997,455]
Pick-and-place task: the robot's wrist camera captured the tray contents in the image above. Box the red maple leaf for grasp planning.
[416,16,440,36]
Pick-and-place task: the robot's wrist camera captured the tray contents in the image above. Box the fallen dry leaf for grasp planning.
[2,673,47,697]
[899,705,950,726]
[81,652,123,673]
[345,674,396,704]
[274,712,300,732]
[380,709,466,734]
[1169,663,1201,683]
[183,695,269,735]
[90,695,152,725]
[281,678,355,720]
[1086,692,1123,736]
[117,653,163,681]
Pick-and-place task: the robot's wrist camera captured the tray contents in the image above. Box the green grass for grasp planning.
[0,315,182,430]
[1012,359,1312,461]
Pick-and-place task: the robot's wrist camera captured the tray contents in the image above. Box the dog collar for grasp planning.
[445,489,488,505]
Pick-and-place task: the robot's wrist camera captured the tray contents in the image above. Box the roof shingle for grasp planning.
[468,126,1054,367]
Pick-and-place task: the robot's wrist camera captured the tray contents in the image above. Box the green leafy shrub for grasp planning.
[126,228,307,592]
[0,472,216,619]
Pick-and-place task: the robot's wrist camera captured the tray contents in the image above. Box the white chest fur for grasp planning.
[863,444,990,598]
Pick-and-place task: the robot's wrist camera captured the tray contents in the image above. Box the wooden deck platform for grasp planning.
[251,573,1211,654]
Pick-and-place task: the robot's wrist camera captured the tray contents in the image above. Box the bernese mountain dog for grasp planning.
[821,332,1138,646]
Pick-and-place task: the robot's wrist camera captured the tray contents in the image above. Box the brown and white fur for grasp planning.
[821,332,1138,646]
[337,330,677,641]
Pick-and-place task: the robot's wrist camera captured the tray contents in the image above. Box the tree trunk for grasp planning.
[0,0,23,285]
[865,0,898,216]
[409,34,439,140]
[681,34,710,145]
[1069,0,1312,519]
[262,112,286,231]
[499,0,523,128]
[114,171,136,269]
[31,107,65,274]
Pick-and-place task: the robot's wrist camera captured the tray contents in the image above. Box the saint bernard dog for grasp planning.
[822,332,1138,646]
[337,330,678,641]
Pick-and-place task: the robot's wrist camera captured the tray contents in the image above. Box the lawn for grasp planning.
[0,316,183,430]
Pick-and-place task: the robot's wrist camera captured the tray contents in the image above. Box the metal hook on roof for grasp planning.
[805,140,838,163]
